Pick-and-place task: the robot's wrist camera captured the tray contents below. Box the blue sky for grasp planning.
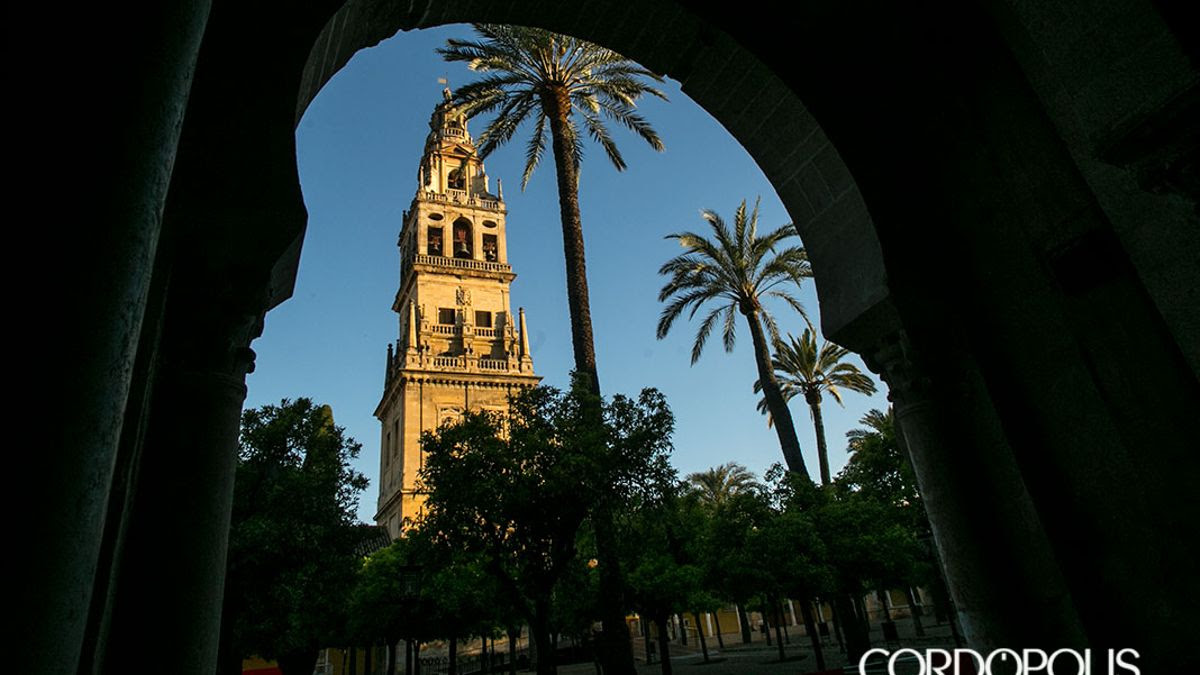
[246,24,892,522]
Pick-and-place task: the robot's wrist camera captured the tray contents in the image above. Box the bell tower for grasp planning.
[374,90,540,537]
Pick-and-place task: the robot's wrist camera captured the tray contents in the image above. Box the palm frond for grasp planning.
[761,310,783,346]
[520,112,548,190]
[657,200,813,363]
[691,305,725,364]
[476,96,537,158]
[656,287,723,338]
[764,289,809,322]
[759,328,877,415]
[440,23,665,196]
[593,100,664,153]
[580,108,625,171]
[721,303,738,352]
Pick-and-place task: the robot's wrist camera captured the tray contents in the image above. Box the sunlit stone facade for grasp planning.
[374,91,540,538]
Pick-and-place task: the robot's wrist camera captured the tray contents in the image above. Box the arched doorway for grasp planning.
[30,2,1197,674]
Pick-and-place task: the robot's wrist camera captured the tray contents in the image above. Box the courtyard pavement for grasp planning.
[554,617,957,675]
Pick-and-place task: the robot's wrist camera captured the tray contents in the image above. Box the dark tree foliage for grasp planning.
[763,407,929,660]
[829,409,932,591]
[417,381,674,675]
[834,408,939,643]
[837,408,923,520]
[692,475,828,667]
[349,531,505,675]
[221,398,369,675]
[616,486,716,674]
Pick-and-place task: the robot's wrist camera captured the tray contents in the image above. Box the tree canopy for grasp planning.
[416,381,675,675]
[222,398,369,675]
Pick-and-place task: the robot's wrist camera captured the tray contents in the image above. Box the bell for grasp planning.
[455,240,469,255]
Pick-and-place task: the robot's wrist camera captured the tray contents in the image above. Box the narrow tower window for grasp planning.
[453,219,473,259]
[482,234,498,262]
[427,227,444,256]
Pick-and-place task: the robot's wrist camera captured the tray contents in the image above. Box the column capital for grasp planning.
[862,329,930,402]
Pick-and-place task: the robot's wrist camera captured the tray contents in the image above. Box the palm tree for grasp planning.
[657,199,814,480]
[848,408,892,443]
[441,30,665,674]
[754,328,877,485]
[685,463,760,507]
[439,24,666,396]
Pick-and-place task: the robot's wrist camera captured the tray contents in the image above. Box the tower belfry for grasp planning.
[375,92,540,537]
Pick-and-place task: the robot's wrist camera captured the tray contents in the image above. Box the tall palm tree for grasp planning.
[754,328,877,485]
[439,24,666,396]
[657,199,814,480]
[685,463,760,507]
[441,30,666,675]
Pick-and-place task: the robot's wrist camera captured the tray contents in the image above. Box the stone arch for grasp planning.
[280,5,1194,662]
[31,2,1198,673]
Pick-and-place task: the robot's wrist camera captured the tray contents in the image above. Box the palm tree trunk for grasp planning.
[806,392,831,485]
[743,309,811,479]
[544,82,633,675]
[542,85,600,396]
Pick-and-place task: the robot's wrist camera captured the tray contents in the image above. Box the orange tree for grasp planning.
[416,381,674,675]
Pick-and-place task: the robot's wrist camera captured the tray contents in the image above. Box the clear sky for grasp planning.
[245,24,892,523]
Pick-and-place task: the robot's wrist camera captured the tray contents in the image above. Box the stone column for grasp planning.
[864,330,1087,651]
[99,276,265,675]
[21,3,212,673]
